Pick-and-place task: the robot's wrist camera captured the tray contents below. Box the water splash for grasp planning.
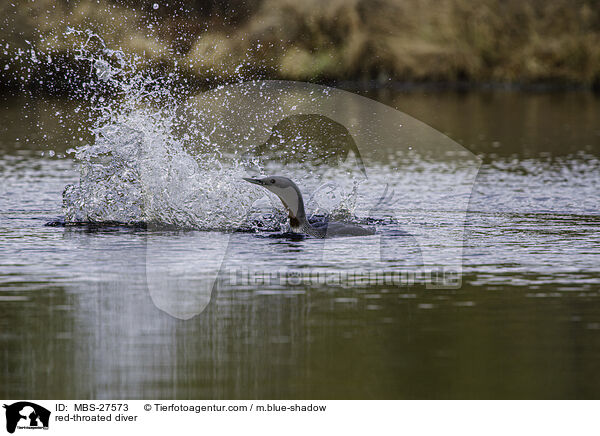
[60,30,264,229]
[58,30,361,230]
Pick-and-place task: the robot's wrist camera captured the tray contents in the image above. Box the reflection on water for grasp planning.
[359,89,600,159]
[1,91,599,399]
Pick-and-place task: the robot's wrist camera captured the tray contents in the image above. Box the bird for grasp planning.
[243,176,375,238]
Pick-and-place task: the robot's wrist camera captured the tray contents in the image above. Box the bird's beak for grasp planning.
[243,177,264,186]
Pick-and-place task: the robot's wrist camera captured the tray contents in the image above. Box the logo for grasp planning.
[3,402,50,434]
[141,80,480,320]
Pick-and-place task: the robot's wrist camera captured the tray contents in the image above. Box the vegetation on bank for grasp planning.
[1,0,600,92]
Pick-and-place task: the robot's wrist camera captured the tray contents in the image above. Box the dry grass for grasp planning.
[2,0,600,90]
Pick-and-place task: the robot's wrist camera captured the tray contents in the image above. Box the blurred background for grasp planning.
[2,0,600,92]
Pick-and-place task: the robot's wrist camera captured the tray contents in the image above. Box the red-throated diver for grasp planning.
[243,176,375,238]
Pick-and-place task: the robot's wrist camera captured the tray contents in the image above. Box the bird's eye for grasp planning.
[270,179,275,184]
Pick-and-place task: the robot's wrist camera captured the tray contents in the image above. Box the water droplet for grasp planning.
[153,3,159,9]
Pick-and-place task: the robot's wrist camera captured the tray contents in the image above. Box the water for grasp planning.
[1,88,599,399]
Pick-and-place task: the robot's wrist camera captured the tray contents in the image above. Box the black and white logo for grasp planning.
[3,402,50,434]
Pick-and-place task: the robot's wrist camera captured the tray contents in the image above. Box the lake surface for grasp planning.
[1,89,599,399]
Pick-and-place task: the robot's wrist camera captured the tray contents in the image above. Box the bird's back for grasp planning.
[306,220,375,238]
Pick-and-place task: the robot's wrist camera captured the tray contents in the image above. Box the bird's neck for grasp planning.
[274,183,326,237]
[274,185,308,230]
[286,197,307,231]
[287,196,326,238]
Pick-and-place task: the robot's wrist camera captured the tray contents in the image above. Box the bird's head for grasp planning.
[243,176,304,220]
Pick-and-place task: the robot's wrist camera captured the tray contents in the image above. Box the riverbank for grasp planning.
[2,0,600,93]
